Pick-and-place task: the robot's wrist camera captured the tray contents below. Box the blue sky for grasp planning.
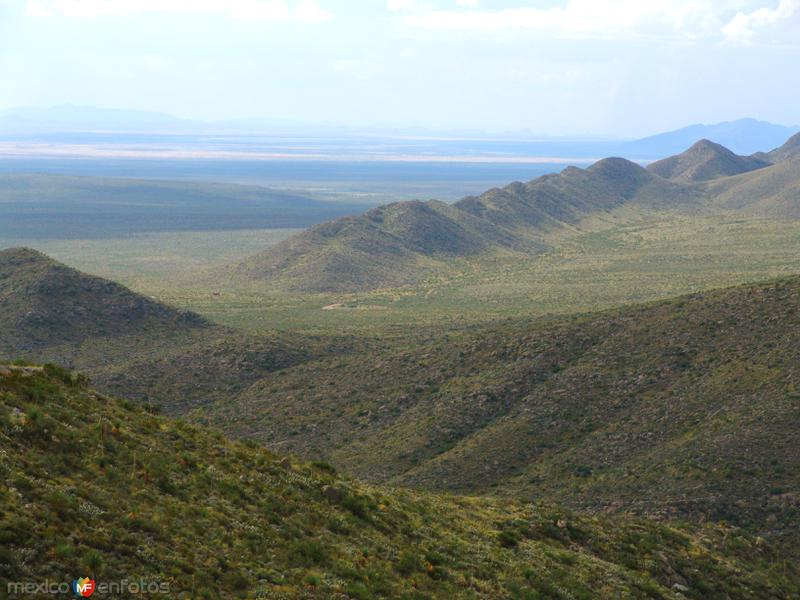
[1,0,798,136]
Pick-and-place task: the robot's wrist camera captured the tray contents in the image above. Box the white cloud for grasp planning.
[387,0,430,11]
[294,0,331,22]
[22,0,332,21]
[722,0,800,43]
[399,0,797,42]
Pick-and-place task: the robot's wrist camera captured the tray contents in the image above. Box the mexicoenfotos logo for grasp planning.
[6,577,169,596]
[72,578,95,597]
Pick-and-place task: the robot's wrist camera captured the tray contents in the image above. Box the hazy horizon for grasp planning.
[2,103,800,140]
[2,0,799,138]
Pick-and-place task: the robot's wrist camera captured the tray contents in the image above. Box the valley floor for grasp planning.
[7,213,800,335]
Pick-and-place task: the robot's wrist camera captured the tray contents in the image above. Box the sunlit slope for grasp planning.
[1,365,797,599]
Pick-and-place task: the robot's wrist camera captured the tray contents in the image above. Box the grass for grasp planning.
[0,228,299,290]
[10,213,796,335]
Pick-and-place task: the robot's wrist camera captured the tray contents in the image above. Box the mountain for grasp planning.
[767,132,800,163]
[228,131,800,294]
[624,118,800,157]
[199,274,800,546]
[0,247,206,353]
[0,248,326,412]
[229,199,540,293]
[0,104,190,133]
[2,365,797,599]
[456,157,695,229]
[0,173,361,239]
[647,139,771,182]
[230,156,700,292]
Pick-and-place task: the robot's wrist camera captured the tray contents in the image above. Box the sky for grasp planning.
[0,0,799,137]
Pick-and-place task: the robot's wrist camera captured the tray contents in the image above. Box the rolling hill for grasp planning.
[229,156,700,292]
[1,365,797,599]
[197,274,800,547]
[455,157,697,230]
[0,248,337,412]
[704,157,800,219]
[227,132,800,293]
[230,199,541,293]
[647,139,770,182]
[0,247,207,353]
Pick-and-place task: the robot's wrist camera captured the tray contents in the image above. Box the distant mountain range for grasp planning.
[227,132,800,293]
[1,105,797,157]
[624,118,800,157]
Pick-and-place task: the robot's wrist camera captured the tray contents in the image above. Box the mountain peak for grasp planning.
[689,138,727,152]
[648,139,769,182]
[0,246,54,265]
[587,156,649,177]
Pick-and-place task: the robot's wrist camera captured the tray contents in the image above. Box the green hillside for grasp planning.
[226,155,701,292]
[0,247,207,353]
[221,133,800,294]
[1,365,798,599]
[456,157,696,231]
[0,247,340,413]
[195,275,800,547]
[229,199,541,293]
[704,158,800,218]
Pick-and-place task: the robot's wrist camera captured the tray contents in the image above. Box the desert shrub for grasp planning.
[396,550,422,576]
[341,493,371,519]
[311,460,337,475]
[289,539,328,566]
[84,549,103,572]
[498,530,520,548]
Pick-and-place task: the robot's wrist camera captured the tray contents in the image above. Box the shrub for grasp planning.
[342,494,370,519]
[498,530,520,548]
[84,549,103,572]
[396,551,422,576]
[311,460,337,475]
[289,540,328,566]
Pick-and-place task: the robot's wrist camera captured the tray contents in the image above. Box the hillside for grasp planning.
[647,139,770,182]
[455,157,696,229]
[703,157,800,219]
[2,365,798,599]
[225,131,800,293]
[230,200,540,293]
[198,275,800,546]
[767,132,800,163]
[229,156,699,292]
[0,248,332,412]
[0,247,206,353]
